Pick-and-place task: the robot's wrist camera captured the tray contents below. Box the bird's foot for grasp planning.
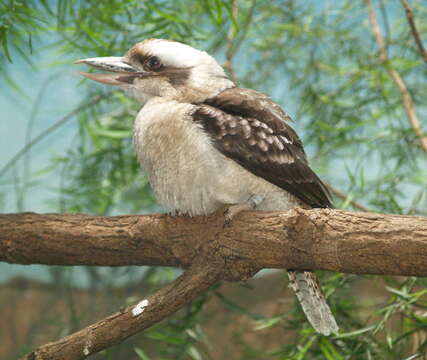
[223,195,264,226]
[167,209,191,217]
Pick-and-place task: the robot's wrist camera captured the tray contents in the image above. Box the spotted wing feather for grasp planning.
[193,87,332,208]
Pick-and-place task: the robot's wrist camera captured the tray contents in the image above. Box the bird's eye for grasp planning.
[145,56,162,71]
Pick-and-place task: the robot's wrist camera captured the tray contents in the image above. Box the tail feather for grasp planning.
[288,270,339,335]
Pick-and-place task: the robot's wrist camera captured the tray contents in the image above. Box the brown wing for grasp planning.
[193,87,332,208]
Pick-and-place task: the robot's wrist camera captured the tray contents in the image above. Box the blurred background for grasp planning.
[1,0,427,359]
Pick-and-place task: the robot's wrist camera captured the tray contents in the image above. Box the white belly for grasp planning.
[133,98,300,215]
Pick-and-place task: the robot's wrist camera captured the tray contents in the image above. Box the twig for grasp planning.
[23,258,223,360]
[231,0,257,64]
[366,0,427,153]
[19,74,63,209]
[379,0,391,51]
[326,183,370,212]
[223,0,239,83]
[401,0,427,63]
[223,0,257,84]
[366,0,387,61]
[0,93,108,179]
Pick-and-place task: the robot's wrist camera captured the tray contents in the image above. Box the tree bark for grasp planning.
[24,257,222,360]
[2,208,427,359]
[1,208,427,277]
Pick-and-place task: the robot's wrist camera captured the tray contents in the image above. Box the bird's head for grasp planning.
[75,39,234,103]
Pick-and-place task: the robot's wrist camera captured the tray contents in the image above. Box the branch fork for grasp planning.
[0,209,426,359]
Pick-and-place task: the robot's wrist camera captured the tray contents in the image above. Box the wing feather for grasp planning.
[192,87,331,208]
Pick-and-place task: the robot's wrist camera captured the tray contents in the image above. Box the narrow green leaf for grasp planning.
[134,347,151,360]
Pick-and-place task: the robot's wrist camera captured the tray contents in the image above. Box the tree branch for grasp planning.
[366,0,427,152]
[401,0,427,63]
[1,209,427,276]
[326,183,371,212]
[22,257,222,360]
[0,93,108,179]
[223,0,239,84]
[2,208,427,358]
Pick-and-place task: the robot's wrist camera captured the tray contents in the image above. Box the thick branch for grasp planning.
[1,209,427,276]
[23,258,222,360]
[2,208,427,359]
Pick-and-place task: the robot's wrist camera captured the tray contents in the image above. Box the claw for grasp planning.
[222,195,264,227]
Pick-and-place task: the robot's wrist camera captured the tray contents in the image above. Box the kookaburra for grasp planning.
[76,39,339,335]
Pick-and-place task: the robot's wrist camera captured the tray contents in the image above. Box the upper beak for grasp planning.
[74,56,139,85]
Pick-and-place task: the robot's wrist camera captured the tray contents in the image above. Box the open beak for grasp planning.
[74,57,139,85]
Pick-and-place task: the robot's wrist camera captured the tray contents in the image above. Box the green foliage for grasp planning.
[0,0,45,62]
[2,0,427,359]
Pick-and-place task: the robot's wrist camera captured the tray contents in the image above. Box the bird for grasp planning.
[75,38,339,335]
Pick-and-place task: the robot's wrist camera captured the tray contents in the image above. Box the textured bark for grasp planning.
[1,209,427,276]
[1,208,427,359]
[24,258,222,360]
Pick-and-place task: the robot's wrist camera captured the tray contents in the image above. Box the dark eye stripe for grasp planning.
[132,53,150,65]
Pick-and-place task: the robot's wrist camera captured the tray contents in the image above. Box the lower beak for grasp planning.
[74,57,139,85]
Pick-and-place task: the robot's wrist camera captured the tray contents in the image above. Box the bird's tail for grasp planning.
[288,270,339,335]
